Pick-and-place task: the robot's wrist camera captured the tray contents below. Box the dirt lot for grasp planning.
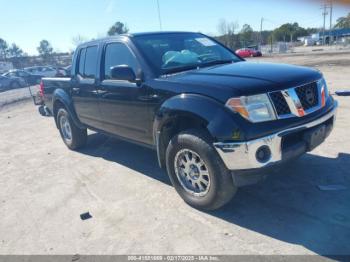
[0,51,349,255]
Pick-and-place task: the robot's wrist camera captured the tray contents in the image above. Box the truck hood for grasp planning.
[159,61,322,102]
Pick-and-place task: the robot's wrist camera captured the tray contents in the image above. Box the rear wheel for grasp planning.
[57,108,87,150]
[166,129,237,210]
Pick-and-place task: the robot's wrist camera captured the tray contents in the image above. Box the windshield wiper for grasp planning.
[162,60,235,75]
[198,59,235,68]
[162,64,200,75]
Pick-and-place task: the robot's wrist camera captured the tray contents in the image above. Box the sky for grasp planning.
[0,0,349,55]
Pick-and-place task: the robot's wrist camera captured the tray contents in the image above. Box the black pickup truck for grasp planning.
[38,32,338,210]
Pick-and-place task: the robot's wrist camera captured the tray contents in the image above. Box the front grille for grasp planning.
[269,91,291,116]
[295,82,319,110]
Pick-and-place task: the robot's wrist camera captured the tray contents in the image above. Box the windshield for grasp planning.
[132,33,241,75]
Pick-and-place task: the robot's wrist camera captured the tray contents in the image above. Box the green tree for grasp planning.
[107,21,129,36]
[272,23,307,42]
[0,38,9,60]
[37,40,53,62]
[8,43,23,58]
[240,24,254,45]
[335,13,350,29]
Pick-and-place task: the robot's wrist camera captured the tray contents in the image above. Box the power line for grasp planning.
[322,3,328,45]
[156,0,162,31]
[260,17,264,47]
[329,0,333,44]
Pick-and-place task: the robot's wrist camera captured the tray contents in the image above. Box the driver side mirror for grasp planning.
[110,65,136,82]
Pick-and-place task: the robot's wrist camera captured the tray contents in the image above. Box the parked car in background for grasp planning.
[0,75,25,91]
[54,67,69,77]
[24,66,58,77]
[0,61,14,74]
[2,69,42,86]
[235,48,262,58]
[64,65,72,77]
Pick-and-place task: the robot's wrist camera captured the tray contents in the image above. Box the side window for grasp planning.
[19,71,28,77]
[78,48,86,76]
[104,43,138,80]
[84,46,98,78]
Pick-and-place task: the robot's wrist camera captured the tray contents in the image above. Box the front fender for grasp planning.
[53,89,85,129]
[153,93,246,143]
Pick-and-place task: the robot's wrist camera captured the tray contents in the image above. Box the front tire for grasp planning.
[166,129,237,210]
[57,108,87,150]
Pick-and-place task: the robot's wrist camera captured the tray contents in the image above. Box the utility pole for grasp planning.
[260,17,264,49]
[156,0,163,31]
[322,4,328,45]
[329,0,333,44]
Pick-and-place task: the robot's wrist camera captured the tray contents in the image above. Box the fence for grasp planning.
[261,40,350,55]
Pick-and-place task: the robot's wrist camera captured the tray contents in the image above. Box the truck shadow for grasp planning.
[80,132,170,185]
[80,132,350,256]
[211,152,350,256]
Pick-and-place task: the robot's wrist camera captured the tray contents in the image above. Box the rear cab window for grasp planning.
[77,46,98,78]
[78,48,86,76]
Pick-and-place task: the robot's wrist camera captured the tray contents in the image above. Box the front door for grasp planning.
[96,42,154,145]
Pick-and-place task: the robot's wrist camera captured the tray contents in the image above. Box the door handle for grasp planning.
[72,87,80,92]
[139,94,159,101]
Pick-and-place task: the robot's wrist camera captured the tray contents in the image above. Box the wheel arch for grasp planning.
[153,94,242,168]
[52,89,84,129]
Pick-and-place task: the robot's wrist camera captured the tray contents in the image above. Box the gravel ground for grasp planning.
[0,52,349,256]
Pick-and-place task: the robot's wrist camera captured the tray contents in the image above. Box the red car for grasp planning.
[235,48,262,58]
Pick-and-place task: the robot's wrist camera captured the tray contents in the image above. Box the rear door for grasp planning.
[96,41,154,145]
[71,46,102,128]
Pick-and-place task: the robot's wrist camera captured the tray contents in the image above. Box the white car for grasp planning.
[24,66,58,77]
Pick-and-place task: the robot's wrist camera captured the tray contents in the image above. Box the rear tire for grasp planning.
[166,129,237,210]
[57,108,87,150]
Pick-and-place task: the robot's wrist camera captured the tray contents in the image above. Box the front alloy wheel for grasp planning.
[166,129,237,210]
[174,149,210,197]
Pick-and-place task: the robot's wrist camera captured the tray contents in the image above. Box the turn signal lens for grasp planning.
[226,98,249,119]
[321,86,326,107]
[318,78,329,107]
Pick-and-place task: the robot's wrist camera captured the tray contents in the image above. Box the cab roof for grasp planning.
[77,31,201,47]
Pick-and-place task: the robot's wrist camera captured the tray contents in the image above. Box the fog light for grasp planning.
[256,146,271,163]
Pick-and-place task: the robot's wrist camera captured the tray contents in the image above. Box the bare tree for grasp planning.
[217,19,238,49]
[72,35,88,47]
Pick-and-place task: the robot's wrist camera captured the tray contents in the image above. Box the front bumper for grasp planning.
[214,101,338,171]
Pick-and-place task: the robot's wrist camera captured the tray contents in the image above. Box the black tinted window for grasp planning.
[78,48,86,76]
[84,46,98,78]
[104,43,137,79]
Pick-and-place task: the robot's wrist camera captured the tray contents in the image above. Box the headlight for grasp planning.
[226,94,276,123]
